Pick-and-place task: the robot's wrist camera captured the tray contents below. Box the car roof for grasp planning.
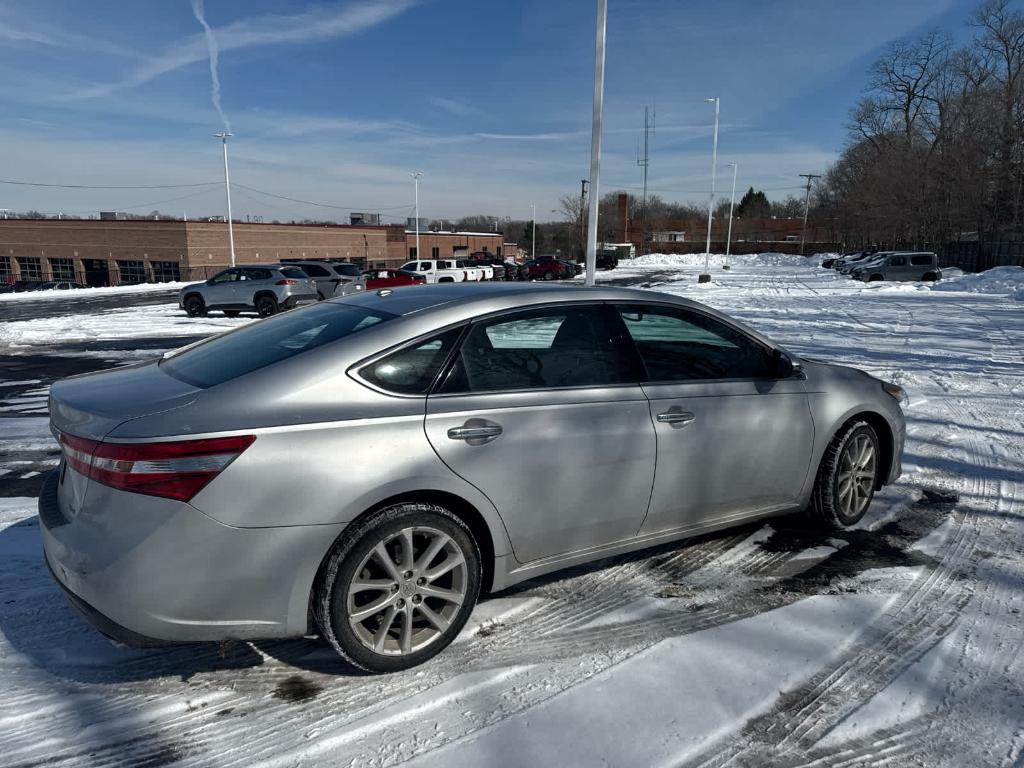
[329,282,703,318]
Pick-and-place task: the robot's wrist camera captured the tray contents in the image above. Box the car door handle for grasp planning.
[656,410,696,426]
[447,424,503,441]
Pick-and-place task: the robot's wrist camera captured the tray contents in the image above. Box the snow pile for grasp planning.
[0,282,186,303]
[630,252,812,269]
[930,265,1024,299]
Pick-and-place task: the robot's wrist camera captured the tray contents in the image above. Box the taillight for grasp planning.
[59,433,255,502]
[275,279,299,285]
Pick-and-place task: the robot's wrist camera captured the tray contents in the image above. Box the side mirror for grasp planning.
[771,349,802,378]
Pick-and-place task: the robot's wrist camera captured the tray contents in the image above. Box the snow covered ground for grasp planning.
[0,257,1022,767]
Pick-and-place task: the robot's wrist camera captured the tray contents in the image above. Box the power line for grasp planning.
[230,182,414,212]
[0,178,221,190]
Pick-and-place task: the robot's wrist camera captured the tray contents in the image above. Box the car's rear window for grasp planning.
[160,303,396,388]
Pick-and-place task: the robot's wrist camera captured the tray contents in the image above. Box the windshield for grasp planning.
[160,303,396,388]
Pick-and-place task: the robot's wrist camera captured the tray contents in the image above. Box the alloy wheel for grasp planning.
[346,526,468,656]
[837,433,876,520]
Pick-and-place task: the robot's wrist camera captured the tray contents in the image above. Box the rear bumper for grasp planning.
[40,469,345,644]
[281,294,319,309]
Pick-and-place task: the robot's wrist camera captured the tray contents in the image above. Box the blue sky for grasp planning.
[0,0,981,223]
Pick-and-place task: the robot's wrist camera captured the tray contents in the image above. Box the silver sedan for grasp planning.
[41,283,905,672]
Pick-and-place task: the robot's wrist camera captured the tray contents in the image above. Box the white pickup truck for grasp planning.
[400,259,467,283]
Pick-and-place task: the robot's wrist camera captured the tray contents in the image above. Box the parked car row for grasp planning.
[177,252,614,319]
[0,280,88,293]
[823,251,942,282]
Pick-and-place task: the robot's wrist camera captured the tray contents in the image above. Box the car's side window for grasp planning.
[360,328,463,395]
[615,304,775,381]
[889,256,907,267]
[440,305,634,393]
[910,254,932,266]
[210,269,238,283]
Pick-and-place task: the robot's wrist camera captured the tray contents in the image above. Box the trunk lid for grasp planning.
[49,361,201,440]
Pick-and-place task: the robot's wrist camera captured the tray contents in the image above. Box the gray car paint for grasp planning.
[42,282,905,644]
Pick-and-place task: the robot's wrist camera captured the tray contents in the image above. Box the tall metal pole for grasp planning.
[531,203,536,259]
[584,0,607,287]
[215,132,236,267]
[636,105,654,255]
[411,171,422,260]
[699,97,719,283]
[725,162,738,261]
[579,179,589,260]
[799,173,820,257]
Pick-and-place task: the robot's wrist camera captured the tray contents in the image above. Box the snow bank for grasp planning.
[629,252,814,269]
[930,265,1024,299]
[0,282,186,303]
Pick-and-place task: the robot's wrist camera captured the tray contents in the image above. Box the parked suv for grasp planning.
[853,252,941,282]
[282,259,363,299]
[179,265,318,318]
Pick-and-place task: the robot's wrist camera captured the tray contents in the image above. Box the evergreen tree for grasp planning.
[735,187,771,218]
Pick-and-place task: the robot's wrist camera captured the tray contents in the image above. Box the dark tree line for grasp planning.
[817,0,1024,250]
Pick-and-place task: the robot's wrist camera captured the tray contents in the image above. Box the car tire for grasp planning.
[922,272,938,282]
[869,274,884,282]
[543,271,555,281]
[184,294,206,317]
[314,502,481,673]
[256,295,279,317]
[223,310,241,317]
[317,291,327,301]
[808,421,880,529]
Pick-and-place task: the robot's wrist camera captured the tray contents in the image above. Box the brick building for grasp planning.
[0,219,514,286]
[404,230,508,261]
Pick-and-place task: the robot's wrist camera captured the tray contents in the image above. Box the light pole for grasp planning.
[410,171,422,260]
[699,97,720,283]
[725,162,738,266]
[584,0,607,287]
[531,203,536,259]
[215,132,236,267]
[798,173,820,257]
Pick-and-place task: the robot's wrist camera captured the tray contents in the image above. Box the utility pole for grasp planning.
[531,203,536,259]
[799,173,821,257]
[579,178,589,260]
[700,97,720,283]
[636,104,654,254]
[411,171,422,260]
[215,132,236,267]
[725,162,738,264]
[584,0,607,287]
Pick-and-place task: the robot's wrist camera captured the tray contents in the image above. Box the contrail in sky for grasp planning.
[190,0,231,132]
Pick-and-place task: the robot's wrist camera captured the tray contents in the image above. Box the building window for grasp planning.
[49,258,75,281]
[151,261,181,282]
[431,246,440,258]
[409,247,417,259]
[497,246,502,257]
[17,257,42,280]
[117,260,146,284]
[0,256,12,283]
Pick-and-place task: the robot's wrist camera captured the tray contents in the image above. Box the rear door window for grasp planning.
[161,303,395,387]
[910,254,933,266]
[615,304,775,381]
[889,256,907,267]
[440,305,637,393]
[302,264,330,277]
[280,267,309,279]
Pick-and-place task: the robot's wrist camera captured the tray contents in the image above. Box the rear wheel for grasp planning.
[184,295,206,317]
[922,272,938,282]
[809,421,880,528]
[256,295,278,317]
[315,502,481,673]
[543,271,555,281]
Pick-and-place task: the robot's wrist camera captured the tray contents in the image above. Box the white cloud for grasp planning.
[73,0,419,99]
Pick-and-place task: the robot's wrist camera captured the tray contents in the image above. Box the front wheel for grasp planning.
[809,421,880,528]
[314,503,481,673]
[184,295,206,317]
[543,271,555,281]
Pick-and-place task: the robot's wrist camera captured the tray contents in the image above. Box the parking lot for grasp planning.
[1,254,1023,767]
